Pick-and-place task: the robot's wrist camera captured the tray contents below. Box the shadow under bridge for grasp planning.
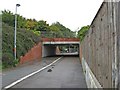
[41,38,80,57]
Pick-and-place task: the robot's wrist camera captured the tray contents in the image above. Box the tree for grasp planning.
[36,20,49,31]
[2,10,76,38]
[2,10,15,27]
[17,16,27,28]
[25,19,37,30]
[77,25,90,41]
[49,24,63,38]
[49,22,75,38]
[35,20,50,37]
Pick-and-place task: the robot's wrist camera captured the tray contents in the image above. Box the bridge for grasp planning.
[19,38,80,64]
[2,1,120,89]
[3,38,85,89]
[41,38,80,57]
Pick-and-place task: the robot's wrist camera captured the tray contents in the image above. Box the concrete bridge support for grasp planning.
[42,45,56,57]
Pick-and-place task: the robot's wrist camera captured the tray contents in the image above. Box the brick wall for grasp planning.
[20,42,42,64]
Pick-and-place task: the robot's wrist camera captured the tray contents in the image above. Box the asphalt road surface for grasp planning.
[2,56,60,88]
[3,56,87,88]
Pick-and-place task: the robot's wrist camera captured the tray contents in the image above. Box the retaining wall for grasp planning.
[80,1,119,88]
[42,45,56,57]
[20,42,42,64]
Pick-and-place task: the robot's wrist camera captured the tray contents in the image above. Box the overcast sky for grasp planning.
[0,0,103,31]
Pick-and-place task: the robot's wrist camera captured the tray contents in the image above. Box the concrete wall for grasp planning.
[80,1,119,88]
[42,45,56,57]
[56,46,61,54]
[118,1,120,88]
[20,42,42,64]
[82,57,102,88]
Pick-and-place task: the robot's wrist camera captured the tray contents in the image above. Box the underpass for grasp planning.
[2,38,84,89]
[41,38,80,57]
[2,1,120,89]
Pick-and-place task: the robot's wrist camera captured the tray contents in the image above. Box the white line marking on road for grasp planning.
[4,57,63,89]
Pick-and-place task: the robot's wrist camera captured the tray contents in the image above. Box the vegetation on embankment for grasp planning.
[77,25,90,41]
[2,10,76,69]
[2,10,75,38]
[2,23,40,69]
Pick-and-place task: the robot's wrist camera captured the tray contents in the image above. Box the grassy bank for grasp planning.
[2,23,40,69]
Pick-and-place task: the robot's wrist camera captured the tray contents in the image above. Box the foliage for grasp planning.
[2,52,14,68]
[25,19,37,30]
[32,30,41,36]
[77,25,90,41]
[2,10,15,27]
[2,10,76,38]
[2,23,40,69]
[0,63,2,71]
[49,22,75,38]
[2,10,77,69]
[36,20,49,31]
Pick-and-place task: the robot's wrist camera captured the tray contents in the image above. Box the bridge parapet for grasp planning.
[42,38,80,45]
[41,38,80,42]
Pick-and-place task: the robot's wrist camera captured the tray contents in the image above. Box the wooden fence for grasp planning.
[80,1,119,88]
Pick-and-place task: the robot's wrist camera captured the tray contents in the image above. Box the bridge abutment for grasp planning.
[42,45,56,57]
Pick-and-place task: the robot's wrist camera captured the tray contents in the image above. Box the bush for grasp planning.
[2,53,14,68]
[2,23,40,69]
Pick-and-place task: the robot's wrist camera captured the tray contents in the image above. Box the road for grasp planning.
[118,61,120,88]
[3,56,87,88]
[2,56,59,88]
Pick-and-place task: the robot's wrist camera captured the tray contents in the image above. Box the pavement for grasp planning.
[2,56,87,88]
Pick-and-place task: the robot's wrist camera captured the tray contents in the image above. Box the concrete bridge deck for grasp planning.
[41,38,80,57]
[42,38,80,45]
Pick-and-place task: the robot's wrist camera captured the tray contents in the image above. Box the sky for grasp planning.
[0,0,103,31]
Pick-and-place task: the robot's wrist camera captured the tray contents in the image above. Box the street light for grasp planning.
[14,4,20,60]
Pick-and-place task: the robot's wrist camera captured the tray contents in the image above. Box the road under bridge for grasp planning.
[41,38,80,57]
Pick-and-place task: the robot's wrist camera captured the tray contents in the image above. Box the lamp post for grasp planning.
[14,4,20,60]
